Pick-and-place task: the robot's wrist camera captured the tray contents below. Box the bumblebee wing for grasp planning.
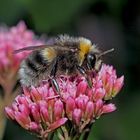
[14,44,79,54]
[14,45,50,54]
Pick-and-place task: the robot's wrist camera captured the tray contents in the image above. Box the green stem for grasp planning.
[73,133,81,140]
[56,130,65,140]
[82,129,90,140]
[82,122,94,140]
[61,126,69,140]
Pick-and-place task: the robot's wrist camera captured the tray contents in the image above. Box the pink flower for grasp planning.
[5,64,124,139]
[72,109,82,125]
[0,22,44,140]
[63,77,116,131]
[98,64,124,100]
[0,21,43,99]
[5,86,67,139]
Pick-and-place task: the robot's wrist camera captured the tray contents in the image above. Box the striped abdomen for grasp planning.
[19,50,50,87]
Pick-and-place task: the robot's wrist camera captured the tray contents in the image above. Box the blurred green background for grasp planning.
[1,0,140,140]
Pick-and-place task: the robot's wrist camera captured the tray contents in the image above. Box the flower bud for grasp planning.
[54,99,64,120]
[47,118,68,132]
[112,76,124,97]
[85,101,94,119]
[5,107,15,120]
[30,103,40,123]
[102,104,116,114]
[72,109,82,125]
[14,112,30,129]
[29,122,40,132]
[66,97,75,119]
[77,81,87,96]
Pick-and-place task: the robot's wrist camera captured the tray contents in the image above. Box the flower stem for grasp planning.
[82,129,90,140]
[61,126,69,140]
[82,122,93,140]
[73,133,81,140]
[0,101,7,140]
[0,75,19,140]
[56,130,65,140]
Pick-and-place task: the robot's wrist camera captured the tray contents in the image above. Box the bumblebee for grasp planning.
[15,35,113,92]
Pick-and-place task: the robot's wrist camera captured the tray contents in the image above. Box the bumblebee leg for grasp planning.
[76,65,92,88]
[50,78,60,93]
[50,59,60,93]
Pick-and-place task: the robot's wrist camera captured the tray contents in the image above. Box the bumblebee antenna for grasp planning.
[98,48,114,57]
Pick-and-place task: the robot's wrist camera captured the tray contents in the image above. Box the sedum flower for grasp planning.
[5,86,67,139]
[0,21,43,140]
[0,21,43,97]
[62,75,116,133]
[5,64,124,140]
[98,64,124,100]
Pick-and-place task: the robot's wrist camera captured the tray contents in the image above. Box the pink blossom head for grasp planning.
[5,86,67,139]
[0,21,44,99]
[5,64,123,139]
[98,64,124,100]
[60,74,117,132]
[0,21,43,72]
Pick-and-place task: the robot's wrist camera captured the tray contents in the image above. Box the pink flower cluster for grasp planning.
[0,21,43,96]
[5,64,124,139]
[0,21,43,70]
[98,65,124,100]
[5,87,67,138]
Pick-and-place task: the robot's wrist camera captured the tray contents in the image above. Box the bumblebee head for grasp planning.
[79,37,100,70]
[86,52,97,70]
[79,37,114,71]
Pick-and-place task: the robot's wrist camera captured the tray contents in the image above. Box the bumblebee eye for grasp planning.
[87,53,96,69]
